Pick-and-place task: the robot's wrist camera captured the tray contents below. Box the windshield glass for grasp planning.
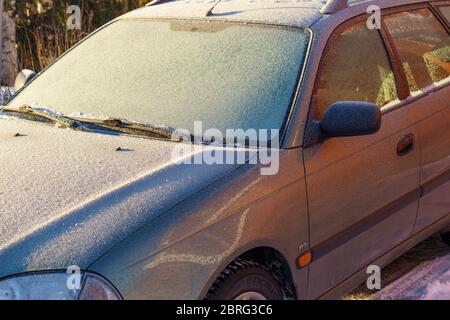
[8,19,310,140]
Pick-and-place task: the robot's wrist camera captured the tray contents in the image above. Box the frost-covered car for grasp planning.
[0,0,449,300]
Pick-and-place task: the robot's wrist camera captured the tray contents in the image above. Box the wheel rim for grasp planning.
[234,291,267,300]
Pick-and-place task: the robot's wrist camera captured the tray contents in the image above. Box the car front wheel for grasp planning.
[205,259,283,300]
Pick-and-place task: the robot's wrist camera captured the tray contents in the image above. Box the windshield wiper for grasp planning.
[1,105,81,130]
[1,105,189,142]
[70,116,184,141]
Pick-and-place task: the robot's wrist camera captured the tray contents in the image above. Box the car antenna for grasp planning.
[205,0,222,17]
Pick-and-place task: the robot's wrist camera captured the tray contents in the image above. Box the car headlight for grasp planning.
[0,272,121,300]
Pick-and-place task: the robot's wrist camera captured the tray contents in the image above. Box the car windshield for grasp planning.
[7,19,310,142]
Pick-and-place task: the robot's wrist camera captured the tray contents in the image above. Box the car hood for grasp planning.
[0,117,246,279]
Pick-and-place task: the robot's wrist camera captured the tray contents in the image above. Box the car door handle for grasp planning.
[397,134,415,156]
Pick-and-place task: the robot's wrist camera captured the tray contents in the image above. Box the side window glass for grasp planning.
[438,6,450,23]
[384,8,450,94]
[313,22,398,120]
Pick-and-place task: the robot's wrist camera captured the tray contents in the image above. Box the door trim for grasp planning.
[308,188,421,264]
[422,168,450,196]
[307,168,450,265]
[317,211,450,299]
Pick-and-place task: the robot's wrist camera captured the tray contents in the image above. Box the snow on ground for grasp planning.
[346,235,450,300]
[373,254,450,300]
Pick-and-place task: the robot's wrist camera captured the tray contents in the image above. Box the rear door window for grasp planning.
[384,8,450,94]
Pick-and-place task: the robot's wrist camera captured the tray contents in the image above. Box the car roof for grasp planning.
[119,0,440,27]
[120,0,323,27]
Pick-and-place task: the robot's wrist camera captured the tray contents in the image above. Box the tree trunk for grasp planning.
[1,1,18,87]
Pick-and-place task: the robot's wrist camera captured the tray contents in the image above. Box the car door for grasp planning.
[380,5,450,232]
[303,17,422,298]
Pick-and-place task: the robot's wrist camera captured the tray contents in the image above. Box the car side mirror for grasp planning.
[320,101,382,138]
[14,69,37,91]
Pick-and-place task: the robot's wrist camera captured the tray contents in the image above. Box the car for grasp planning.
[0,0,449,300]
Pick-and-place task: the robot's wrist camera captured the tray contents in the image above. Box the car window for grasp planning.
[312,21,398,120]
[384,8,450,94]
[438,6,450,23]
[9,20,310,139]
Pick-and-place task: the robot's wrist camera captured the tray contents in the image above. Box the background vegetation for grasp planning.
[1,0,148,85]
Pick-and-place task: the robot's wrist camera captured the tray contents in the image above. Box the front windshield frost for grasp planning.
[8,19,309,139]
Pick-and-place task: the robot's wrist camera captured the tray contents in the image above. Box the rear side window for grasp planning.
[384,8,450,93]
[438,6,450,23]
[312,21,398,119]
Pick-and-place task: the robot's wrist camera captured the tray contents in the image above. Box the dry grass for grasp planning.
[17,2,95,71]
[14,1,148,72]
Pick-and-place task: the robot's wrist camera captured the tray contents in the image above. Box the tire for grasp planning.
[441,232,450,247]
[205,259,283,300]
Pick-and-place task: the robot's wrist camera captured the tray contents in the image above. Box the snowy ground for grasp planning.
[345,234,450,300]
